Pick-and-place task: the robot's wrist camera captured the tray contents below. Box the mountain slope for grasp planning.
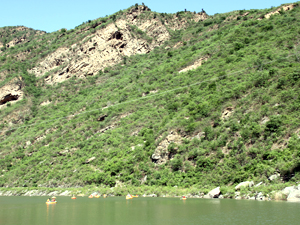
[0,3,300,190]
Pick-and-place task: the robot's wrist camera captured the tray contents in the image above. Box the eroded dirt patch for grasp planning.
[179,56,209,73]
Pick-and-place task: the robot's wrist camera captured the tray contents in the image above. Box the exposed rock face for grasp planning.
[221,107,234,120]
[235,181,254,190]
[264,4,297,19]
[152,131,182,165]
[6,37,27,48]
[29,7,207,85]
[0,77,23,108]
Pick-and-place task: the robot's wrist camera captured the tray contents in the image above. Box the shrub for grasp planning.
[265,116,283,134]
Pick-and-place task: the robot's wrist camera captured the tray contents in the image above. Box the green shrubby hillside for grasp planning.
[0,2,300,192]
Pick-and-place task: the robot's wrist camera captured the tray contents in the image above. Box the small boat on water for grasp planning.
[46,201,57,204]
[126,193,138,199]
[181,196,187,200]
[71,196,76,199]
[88,195,93,198]
[94,195,100,198]
[46,197,57,204]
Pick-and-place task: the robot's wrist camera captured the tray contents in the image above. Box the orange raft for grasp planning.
[71,196,76,199]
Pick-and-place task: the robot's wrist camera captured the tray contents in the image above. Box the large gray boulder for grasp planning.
[235,181,254,190]
[282,186,296,195]
[287,190,300,202]
[203,187,220,198]
[286,186,300,202]
[275,185,300,202]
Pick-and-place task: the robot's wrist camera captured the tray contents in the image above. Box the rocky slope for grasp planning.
[29,6,208,85]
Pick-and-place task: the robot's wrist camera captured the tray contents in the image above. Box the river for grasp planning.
[0,196,299,224]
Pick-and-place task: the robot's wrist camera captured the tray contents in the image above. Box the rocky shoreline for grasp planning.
[201,181,300,202]
[0,182,300,202]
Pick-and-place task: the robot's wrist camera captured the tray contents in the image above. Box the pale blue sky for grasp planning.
[1,0,296,32]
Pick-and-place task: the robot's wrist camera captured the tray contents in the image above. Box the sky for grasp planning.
[0,0,296,33]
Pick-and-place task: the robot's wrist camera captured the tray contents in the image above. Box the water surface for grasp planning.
[0,196,299,225]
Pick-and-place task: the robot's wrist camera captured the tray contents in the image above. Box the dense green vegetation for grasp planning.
[1,2,300,194]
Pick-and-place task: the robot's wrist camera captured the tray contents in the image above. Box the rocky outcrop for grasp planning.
[0,77,23,108]
[263,4,297,19]
[30,20,164,84]
[29,8,207,85]
[151,131,182,164]
[235,181,254,190]
[221,107,234,120]
[6,37,27,48]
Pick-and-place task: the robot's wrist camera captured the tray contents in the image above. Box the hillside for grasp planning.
[0,2,300,194]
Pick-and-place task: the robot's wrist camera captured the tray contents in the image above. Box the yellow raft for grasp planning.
[46,201,57,204]
[126,196,133,200]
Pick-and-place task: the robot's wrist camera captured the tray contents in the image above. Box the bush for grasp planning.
[265,116,283,134]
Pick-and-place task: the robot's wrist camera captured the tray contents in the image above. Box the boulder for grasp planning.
[235,181,254,190]
[84,157,96,164]
[287,189,300,202]
[273,192,286,201]
[268,174,280,181]
[255,192,265,201]
[203,187,220,198]
[282,186,296,195]
[254,182,263,187]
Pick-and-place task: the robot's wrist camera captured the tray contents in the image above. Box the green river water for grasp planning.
[0,196,299,225]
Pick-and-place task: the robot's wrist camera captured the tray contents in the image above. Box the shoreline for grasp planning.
[0,184,299,202]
